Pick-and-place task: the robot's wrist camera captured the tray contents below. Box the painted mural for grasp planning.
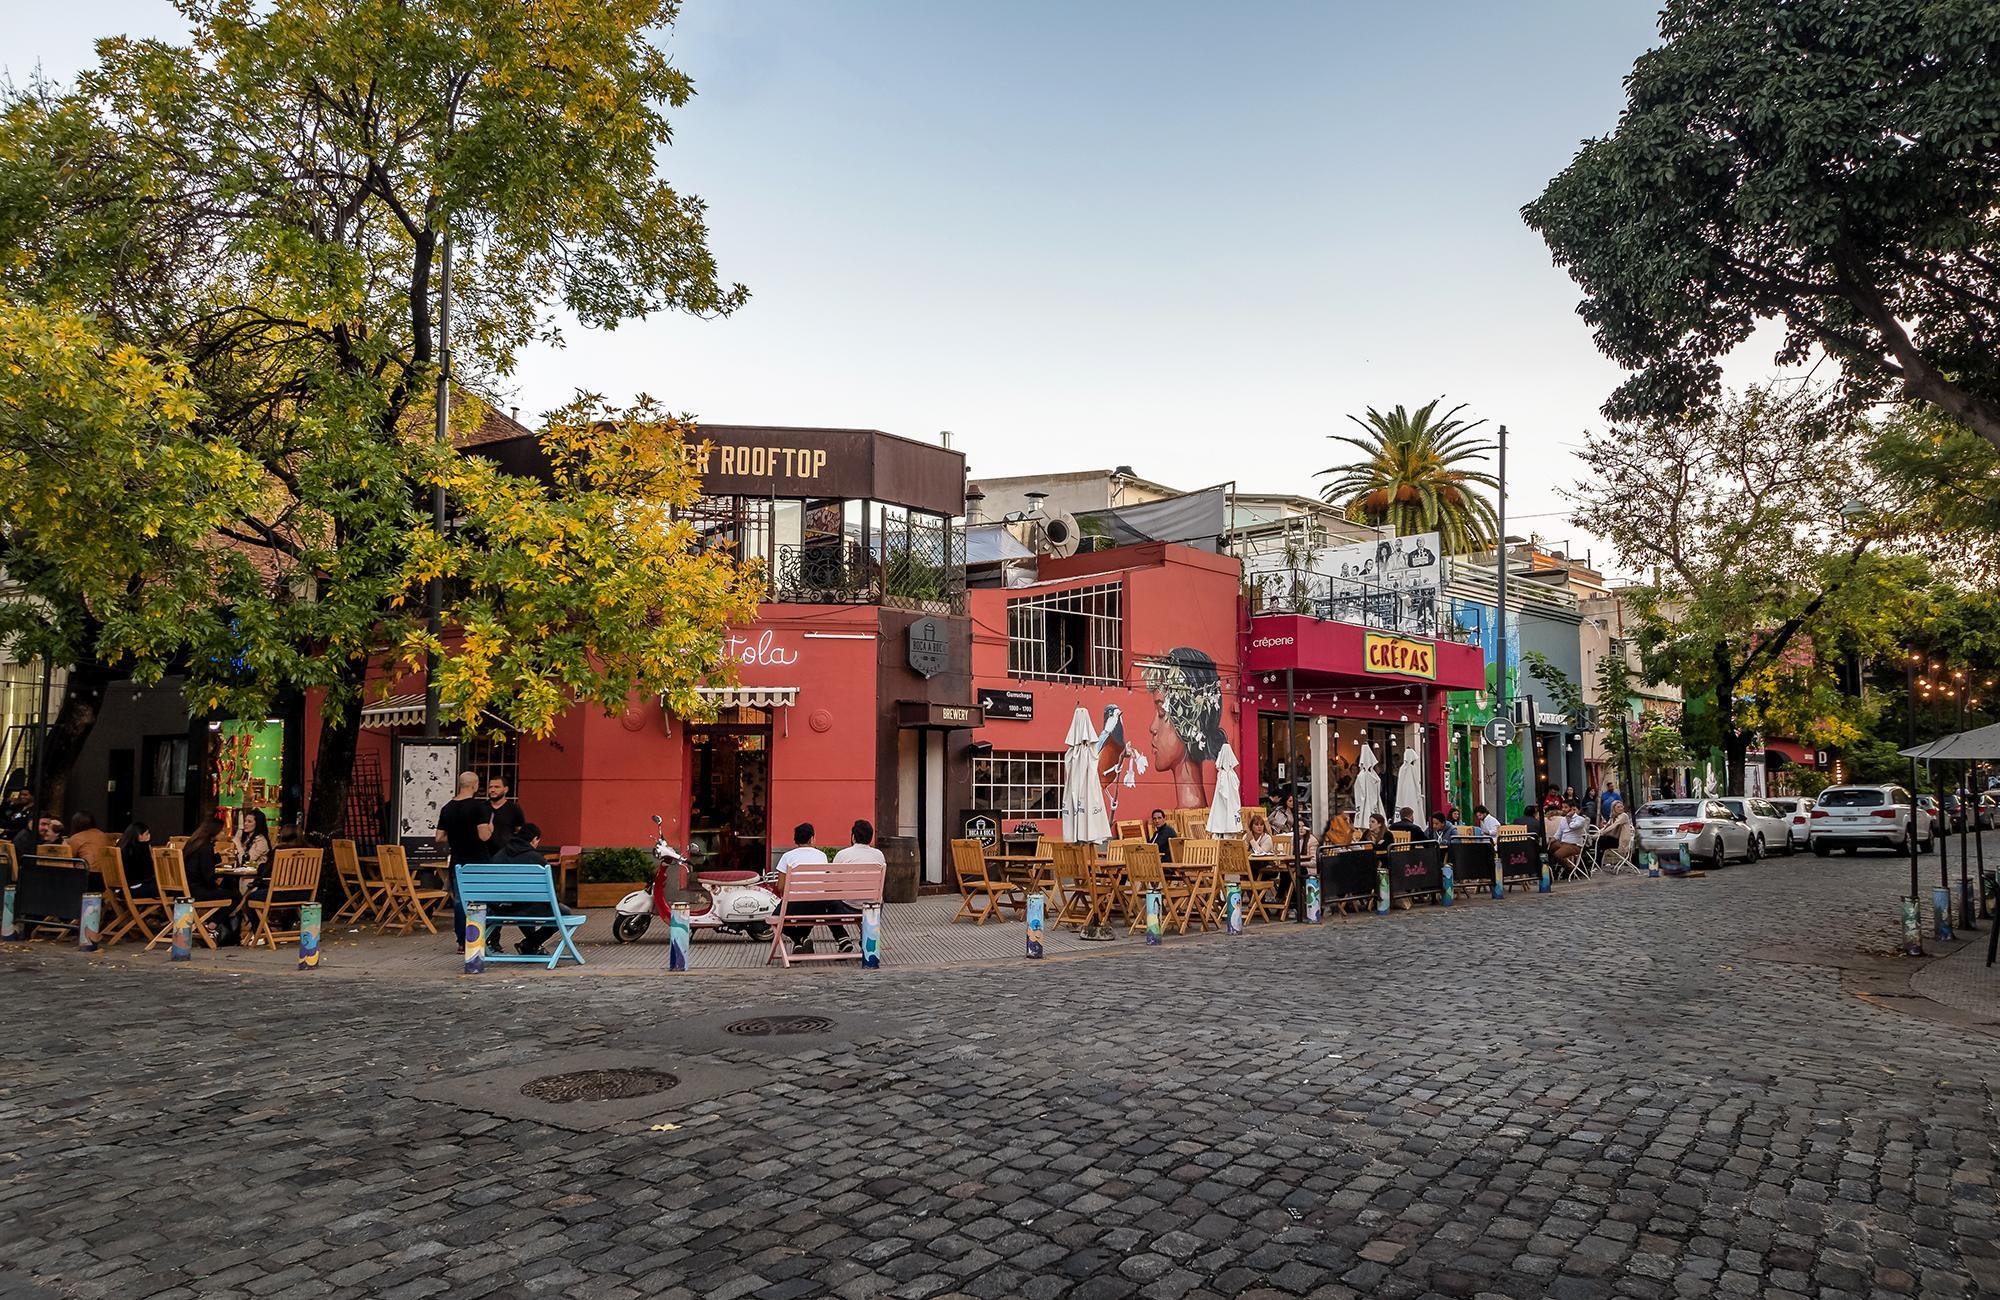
[1140,648,1228,808]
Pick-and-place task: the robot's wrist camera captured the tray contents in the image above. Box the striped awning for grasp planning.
[360,692,427,729]
[690,685,799,709]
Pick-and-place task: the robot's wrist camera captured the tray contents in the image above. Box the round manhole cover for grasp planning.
[519,1068,678,1103]
[724,1015,835,1037]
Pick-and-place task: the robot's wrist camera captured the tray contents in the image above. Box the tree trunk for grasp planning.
[1724,730,1751,798]
[39,652,114,818]
[305,682,365,840]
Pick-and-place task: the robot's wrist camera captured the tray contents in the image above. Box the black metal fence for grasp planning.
[771,517,966,614]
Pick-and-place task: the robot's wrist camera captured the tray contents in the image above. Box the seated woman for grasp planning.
[178,818,233,900]
[120,822,156,897]
[1365,813,1392,851]
[1244,812,1276,857]
[1596,800,1633,859]
[1319,811,1355,852]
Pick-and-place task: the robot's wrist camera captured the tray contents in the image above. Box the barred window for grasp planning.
[1007,581,1122,685]
[971,750,1066,821]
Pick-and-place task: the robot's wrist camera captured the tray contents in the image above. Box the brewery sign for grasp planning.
[907,617,950,678]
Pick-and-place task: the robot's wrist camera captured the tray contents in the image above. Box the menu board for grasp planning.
[395,740,461,843]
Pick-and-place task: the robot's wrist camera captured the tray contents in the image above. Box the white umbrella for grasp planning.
[1352,742,1386,826]
[1061,706,1112,844]
[1702,759,1718,798]
[1395,739,1425,822]
[1206,742,1243,835]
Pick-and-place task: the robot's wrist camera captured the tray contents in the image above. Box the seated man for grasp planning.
[484,822,571,956]
[1425,811,1453,843]
[1474,804,1501,840]
[1550,803,1592,867]
[775,821,844,955]
[1146,809,1177,858]
[1388,806,1424,840]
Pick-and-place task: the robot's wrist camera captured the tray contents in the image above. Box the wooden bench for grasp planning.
[455,863,588,969]
[768,861,885,968]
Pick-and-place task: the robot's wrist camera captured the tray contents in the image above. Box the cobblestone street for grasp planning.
[4,844,2000,1300]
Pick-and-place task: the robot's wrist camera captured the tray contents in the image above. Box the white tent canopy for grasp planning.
[1351,742,1386,826]
[1901,721,2000,761]
[1395,740,1425,822]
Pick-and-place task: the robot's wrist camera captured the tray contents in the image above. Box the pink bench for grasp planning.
[767,862,886,968]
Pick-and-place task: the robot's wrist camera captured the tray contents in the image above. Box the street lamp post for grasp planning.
[1906,653,1924,952]
[1956,672,1976,931]
[1493,424,1510,820]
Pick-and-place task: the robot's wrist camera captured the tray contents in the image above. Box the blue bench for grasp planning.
[456,863,587,969]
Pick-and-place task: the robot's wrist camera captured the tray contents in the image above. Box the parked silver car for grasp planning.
[1765,796,1815,853]
[1810,785,1934,855]
[1720,796,1800,856]
[1635,799,1756,870]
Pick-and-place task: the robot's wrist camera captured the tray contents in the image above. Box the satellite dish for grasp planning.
[1040,511,1080,558]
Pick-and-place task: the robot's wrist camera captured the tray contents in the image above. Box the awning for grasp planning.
[361,692,427,729]
[1902,721,2000,761]
[1763,739,1811,766]
[692,685,799,709]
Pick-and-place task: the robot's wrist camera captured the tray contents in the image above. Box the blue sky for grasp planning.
[10,1,1696,566]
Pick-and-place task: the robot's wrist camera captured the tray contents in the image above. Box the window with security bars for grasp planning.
[459,730,519,797]
[1007,581,1123,685]
[971,751,1066,821]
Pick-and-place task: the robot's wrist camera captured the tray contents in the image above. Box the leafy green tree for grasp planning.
[0,0,754,827]
[1864,404,2000,579]
[1317,400,1499,554]
[1524,0,2000,455]
[1570,383,1917,795]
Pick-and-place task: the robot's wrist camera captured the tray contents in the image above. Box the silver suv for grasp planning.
[1809,785,1933,856]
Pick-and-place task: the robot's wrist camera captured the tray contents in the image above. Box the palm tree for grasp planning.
[1317,399,1501,554]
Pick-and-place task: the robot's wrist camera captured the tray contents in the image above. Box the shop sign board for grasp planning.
[978,688,1034,721]
[907,617,950,678]
[896,701,985,729]
[1362,633,1437,680]
[963,813,998,848]
[394,740,461,842]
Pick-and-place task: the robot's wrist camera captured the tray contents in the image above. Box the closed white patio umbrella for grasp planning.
[1206,742,1243,835]
[1352,742,1386,826]
[1061,706,1112,844]
[1395,740,1426,822]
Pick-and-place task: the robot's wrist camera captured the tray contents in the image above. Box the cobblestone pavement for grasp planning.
[4,846,1999,1300]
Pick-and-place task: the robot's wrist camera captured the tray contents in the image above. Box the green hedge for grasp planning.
[578,846,653,884]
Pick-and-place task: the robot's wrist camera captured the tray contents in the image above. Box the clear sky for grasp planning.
[10,1,1695,569]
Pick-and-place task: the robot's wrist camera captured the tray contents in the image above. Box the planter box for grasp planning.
[575,881,643,909]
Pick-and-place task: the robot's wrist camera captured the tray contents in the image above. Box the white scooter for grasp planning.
[612,815,779,944]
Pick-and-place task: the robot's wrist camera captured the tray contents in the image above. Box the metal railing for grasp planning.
[1245,565,1476,645]
[770,524,967,615]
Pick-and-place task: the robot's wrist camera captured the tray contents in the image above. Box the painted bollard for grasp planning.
[463,903,487,974]
[1025,891,1045,959]
[1933,887,1954,941]
[668,900,691,972]
[1304,867,1322,924]
[1441,863,1454,907]
[1145,887,1163,944]
[860,903,882,968]
[2,885,19,941]
[1642,850,1660,877]
[169,900,194,961]
[1376,865,1390,915]
[78,893,103,952]
[1539,859,1552,893]
[1902,896,1923,957]
[1226,884,1243,934]
[1676,843,1691,874]
[298,902,321,971]
[1491,857,1503,901]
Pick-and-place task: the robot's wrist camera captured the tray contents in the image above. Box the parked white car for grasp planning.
[1764,796,1815,854]
[1718,797,1795,857]
[1809,785,1933,856]
[1634,799,1756,870]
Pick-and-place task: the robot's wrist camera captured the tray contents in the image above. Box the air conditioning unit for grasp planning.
[1037,511,1081,559]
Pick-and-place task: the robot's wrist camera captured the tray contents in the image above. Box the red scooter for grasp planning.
[611,815,778,943]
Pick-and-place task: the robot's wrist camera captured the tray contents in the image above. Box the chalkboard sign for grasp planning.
[1448,839,1496,882]
[1385,842,1443,898]
[1496,837,1541,881]
[1319,846,1379,899]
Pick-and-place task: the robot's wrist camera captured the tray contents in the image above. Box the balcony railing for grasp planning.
[1246,566,1477,645]
[771,520,967,615]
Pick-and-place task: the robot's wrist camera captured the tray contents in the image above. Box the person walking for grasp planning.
[433,771,494,952]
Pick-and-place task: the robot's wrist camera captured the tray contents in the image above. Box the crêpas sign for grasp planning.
[1362,633,1436,680]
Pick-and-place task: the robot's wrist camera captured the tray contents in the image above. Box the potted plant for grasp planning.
[574,847,652,909]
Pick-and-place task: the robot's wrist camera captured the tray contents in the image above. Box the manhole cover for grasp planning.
[519,1068,678,1103]
[724,1015,834,1038]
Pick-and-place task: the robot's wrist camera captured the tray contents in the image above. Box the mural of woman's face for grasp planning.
[1148,696,1187,770]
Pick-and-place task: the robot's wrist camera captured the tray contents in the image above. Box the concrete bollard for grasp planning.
[1305,867,1322,924]
[1376,865,1390,915]
[169,901,194,961]
[1145,887,1162,944]
[463,903,486,974]
[860,903,882,969]
[1491,856,1503,901]
[1539,859,1552,893]
[1025,891,1045,959]
[298,902,321,971]
[1226,884,1243,934]
[1676,843,1691,874]
[1933,888,1954,941]
[2,884,20,941]
[78,893,102,952]
[1903,896,1924,957]
[668,900,691,971]
[1441,862,1455,907]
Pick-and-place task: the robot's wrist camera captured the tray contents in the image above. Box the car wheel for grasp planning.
[1812,839,1829,858]
[1787,831,1799,855]
[1710,844,1726,872]
[1747,835,1762,863]
[1843,845,1858,855]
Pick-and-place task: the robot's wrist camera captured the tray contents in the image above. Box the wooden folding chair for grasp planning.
[1174,840,1222,933]
[330,838,390,924]
[246,848,324,947]
[376,844,450,935]
[1115,819,1145,843]
[950,839,1023,924]
[1049,842,1098,931]
[144,846,232,950]
[90,844,166,946]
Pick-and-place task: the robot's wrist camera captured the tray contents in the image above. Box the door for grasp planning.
[107,748,135,830]
[686,707,772,874]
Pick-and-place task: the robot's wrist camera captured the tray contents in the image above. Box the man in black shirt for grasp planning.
[485,776,526,844]
[1389,806,1425,840]
[434,771,493,951]
[1146,808,1177,858]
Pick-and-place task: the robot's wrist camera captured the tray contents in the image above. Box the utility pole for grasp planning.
[1493,424,1510,820]
[423,229,452,738]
